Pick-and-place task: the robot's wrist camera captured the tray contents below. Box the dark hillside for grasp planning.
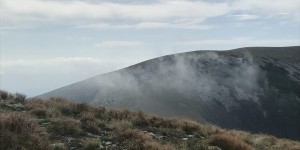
[39,46,300,140]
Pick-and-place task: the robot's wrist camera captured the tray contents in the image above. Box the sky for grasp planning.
[0,0,300,96]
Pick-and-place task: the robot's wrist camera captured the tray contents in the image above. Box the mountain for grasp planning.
[39,46,300,140]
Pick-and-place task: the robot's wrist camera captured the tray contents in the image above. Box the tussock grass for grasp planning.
[211,132,253,150]
[0,112,49,150]
[1,91,300,150]
[113,128,174,150]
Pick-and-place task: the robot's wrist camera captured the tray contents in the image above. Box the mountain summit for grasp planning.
[39,46,300,140]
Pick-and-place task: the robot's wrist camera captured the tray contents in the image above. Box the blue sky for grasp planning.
[0,0,299,96]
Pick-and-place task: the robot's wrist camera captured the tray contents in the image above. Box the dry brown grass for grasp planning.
[82,138,101,150]
[113,128,174,150]
[1,93,300,150]
[49,117,82,137]
[211,132,253,150]
[80,112,100,134]
[0,112,49,150]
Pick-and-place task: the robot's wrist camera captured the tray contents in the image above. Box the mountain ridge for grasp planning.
[38,46,300,140]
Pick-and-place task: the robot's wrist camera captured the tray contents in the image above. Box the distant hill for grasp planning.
[38,46,300,140]
[1,92,300,150]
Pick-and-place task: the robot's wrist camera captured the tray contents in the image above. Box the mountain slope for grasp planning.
[39,46,300,140]
[1,92,300,150]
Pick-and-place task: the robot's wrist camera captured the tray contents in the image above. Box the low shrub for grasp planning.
[113,128,174,150]
[0,90,8,100]
[0,112,49,150]
[31,108,48,118]
[49,117,82,137]
[80,112,100,134]
[93,106,106,118]
[15,93,26,102]
[108,119,133,129]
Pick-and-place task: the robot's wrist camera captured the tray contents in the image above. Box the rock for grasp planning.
[13,103,25,109]
[41,122,50,125]
[86,132,101,138]
[49,143,66,149]
[147,132,156,137]
[187,135,194,138]
[70,147,76,150]
[67,137,75,143]
[105,141,112,145]
[182,138,188,141]
[156,135,166,140]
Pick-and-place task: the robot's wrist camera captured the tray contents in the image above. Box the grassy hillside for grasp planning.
[1,91,300,150]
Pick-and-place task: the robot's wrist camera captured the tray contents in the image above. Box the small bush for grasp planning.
[49,98,89,116]
[211,132,253,150]
[15,93,26,102]
[94,106,106,118]
[72,103,90,115]
[0,90,8,100]
[107,109,135,120]
[0,112,49,150]
[108,119,133,129]
[80,112,100,134]
[31,108,48,118]
[132,110,149,127]
[113,128,174,150]
[49,117,82,136]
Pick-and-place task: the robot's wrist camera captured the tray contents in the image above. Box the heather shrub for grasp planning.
[15,93,26,102]
[80,112,100,134]
[49,117,82,136]
[72,103,90,115]
[108,119,133,129]
[31,108,48,118]
[0,90,8,100]
[93,106,106,118]
[0,112,49,150]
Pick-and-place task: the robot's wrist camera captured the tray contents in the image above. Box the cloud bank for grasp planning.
[1,0,299,29]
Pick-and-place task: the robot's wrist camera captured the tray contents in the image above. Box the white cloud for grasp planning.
[1,57,105,67]
[231,14,259,20]
[0,0,229,25]
[178,37,300,47]
[231,0,300,21]
[1,0,298,29]
[78,21,214,29]
[55,57,99,62]
[94,41,144,48]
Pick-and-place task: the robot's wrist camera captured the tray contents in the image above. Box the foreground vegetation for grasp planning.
[1,90,300,150]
